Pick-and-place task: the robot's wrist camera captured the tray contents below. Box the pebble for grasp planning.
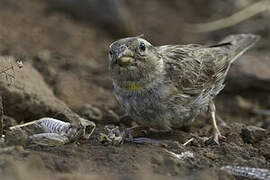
[240,125,266,144]
[80,104,103,122]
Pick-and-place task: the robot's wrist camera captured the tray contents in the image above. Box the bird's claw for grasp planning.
[213,130,226,144]
[201,132,226,145]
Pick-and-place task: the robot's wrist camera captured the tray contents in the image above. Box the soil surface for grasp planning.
[0,0,269,179]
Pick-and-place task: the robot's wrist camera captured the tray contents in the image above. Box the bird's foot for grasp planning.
[200,130,226,145]
[212,129,226,144]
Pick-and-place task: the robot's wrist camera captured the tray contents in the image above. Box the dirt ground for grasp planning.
[0,0,269,179]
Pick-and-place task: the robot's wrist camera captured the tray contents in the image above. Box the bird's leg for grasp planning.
[209,100,225,144]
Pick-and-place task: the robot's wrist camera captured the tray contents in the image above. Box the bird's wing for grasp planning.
[157,34,258,107]
[158,44,231,96]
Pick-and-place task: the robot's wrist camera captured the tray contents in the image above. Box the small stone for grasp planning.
[80,104,103,122]
[151,152,164,166]
[240,125,266,144]
[5,128,29,146]
[15,145,24,152]
[205,151,216,160]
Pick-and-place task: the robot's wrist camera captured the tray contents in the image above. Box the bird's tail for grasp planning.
[216,34,260,63]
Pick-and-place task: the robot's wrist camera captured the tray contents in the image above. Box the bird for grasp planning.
[108,34,260,144]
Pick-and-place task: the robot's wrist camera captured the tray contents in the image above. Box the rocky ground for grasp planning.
[0,0,269,179]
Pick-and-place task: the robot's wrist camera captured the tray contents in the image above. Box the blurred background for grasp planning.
[0,0,269,179]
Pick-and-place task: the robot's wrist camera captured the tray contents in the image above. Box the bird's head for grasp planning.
[108,37,164,91]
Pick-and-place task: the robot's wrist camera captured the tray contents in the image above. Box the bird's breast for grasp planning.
[114,79,174,122]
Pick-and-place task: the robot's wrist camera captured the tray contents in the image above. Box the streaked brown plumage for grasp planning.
[108,34,260,143]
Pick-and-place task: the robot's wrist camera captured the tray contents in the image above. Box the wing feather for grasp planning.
[158,44,230,97]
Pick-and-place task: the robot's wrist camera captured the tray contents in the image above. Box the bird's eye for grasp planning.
[139,42,146,51]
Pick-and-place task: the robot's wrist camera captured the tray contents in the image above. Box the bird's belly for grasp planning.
[119,93,171,129]
[115,88,198,130]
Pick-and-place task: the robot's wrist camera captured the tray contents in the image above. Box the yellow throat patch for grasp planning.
[126,82,144,91]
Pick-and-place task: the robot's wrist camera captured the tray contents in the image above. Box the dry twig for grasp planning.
[184,0,270,32]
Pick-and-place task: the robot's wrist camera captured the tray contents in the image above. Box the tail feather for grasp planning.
[218,34,260,63]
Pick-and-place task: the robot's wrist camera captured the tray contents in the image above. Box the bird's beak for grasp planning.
[117,56,136,67]
[116,49,136,67]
